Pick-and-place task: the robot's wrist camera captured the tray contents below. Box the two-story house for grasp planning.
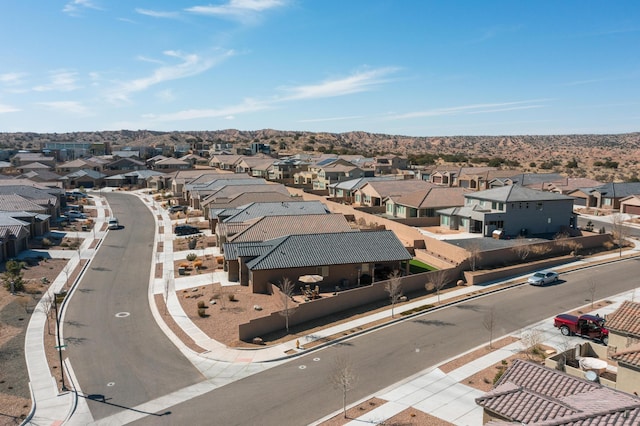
[438,185,576,237]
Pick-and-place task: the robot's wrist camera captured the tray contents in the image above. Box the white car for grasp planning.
[107,217,119,230]
[528,270,559,286]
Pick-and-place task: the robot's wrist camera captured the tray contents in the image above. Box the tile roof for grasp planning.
[0,194,47,213]
[328,176,400,191]
[360,180,436,198]
[0,185,60,206]
[204,191,293,209]
[225,230,411,270]
[225,214,354,243]
[605,300,640,336]
[612,343,640,368]
[221,201,330,223]
[590,182,640,198]
[469,185,574,202]
[388,187,469,209]
[476,359,640,425]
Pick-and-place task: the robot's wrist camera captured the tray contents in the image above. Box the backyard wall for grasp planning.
[239,267,461,341]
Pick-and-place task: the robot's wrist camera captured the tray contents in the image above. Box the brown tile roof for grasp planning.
[612,342,640,368]
[476,359,640,425]
[605,300,640,336]
[226,214,354,243]
[362,180,435,198]
[388,187,469,208]
[203,191,293,209]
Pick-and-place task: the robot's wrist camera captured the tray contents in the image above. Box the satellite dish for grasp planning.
[584,371,598,382]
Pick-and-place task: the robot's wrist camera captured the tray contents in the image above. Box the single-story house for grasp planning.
[223,230,412,293]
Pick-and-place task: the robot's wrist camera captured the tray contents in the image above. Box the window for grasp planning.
[537,202,543,211]
[442,215,450,226]
[603,198,612,206]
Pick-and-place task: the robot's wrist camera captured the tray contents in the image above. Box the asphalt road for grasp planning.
[63,192,203,420]
[132,257,640,426]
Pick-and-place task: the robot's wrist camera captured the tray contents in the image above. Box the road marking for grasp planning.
[107,382,115,387]
[115,312,130,318]
[299,365,306,370]
[313,357,321,362]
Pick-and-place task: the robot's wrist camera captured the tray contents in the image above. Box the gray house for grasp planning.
[438,186,576,237]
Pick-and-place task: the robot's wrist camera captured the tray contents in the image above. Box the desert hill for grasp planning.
[0,129,638,181]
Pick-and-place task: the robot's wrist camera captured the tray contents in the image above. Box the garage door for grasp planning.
[623,205,640,215]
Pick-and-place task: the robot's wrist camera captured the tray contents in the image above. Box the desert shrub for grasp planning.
[193,260,203,269]
[216,256,224,265]
[41,238,52,247]
[211,292,220,300]
[228,293,236,302]
[493,368,506,384]
[197,300,205,309]
[197,308,206,317]
[179,262,190,268]
[186,253,198,262]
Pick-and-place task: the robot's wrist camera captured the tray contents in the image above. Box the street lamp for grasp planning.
[53,291,68,392]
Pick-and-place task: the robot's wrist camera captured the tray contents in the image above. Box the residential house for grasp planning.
[385,187,469,223]
[457,168,515,191]
[569,182,640,210]
[209,154,244,171]
[62,169,106,189]
[187,178,272,210]
[179,153,209,168]
[542,177,603,195]
[223,230,412,293]
[104,170,166,189]
[16,169,63,185]
[0,215,31,261]
[55,158,105,174]
[215,200,330,224]
[104,157,147,172]
[217,213,354,247]
[234,156,275,178]
[606,300,640,395]
[489,172,564,189]
[200,183,290,217]
[11,153,56,168]
[0,196,51,237]
[266,158,308,184]
[354,179,433,207]
[312,159,370,190]
[476,359,640,425]
[152,157,192,172]
[620,195,640,215]
[203,191,293,226]
[146,155,169,169]
[328,176,402,203]
[372,155,408,174]
[0,182,62,218]
[17,162,52,174]
[438,185,576,237]
[111,150,141,159]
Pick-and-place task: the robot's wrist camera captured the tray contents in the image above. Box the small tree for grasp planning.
[466,240,481,272]
[513,236,531,261]
[384,270,403,318]
[483,306,497,349]
[2,259,26,292]
[530,244,551,259]
[426,269,448,305]
[330,356,357,419]
[521,328,544,361]
[611,213,629,257]
[278,277,297,332]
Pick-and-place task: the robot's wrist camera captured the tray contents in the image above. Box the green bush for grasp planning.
[186,253,198,262]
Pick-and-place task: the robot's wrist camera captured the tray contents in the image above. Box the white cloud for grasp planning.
[298,115,365,123]
[0,72,27,86]
[33,70,80,92]
[63,0,102,16]
[0,103,20,113]
[145,98,270,122]
[107,49,234,103]
[37,101,91,115]
[135,8,181,19]
[279,67,399,101]
[186,0,285,21]
[387,100,549,120]
[156,89,175,102]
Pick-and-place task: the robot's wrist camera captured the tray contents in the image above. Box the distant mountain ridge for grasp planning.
[1,129,638,181]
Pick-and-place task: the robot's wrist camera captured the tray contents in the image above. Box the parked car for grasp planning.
[65,211,86,220]
[108,217,119,230]
[174,225,200,236]
[169,205,188,214]
[553,313,608,345]
[527,270,559,286]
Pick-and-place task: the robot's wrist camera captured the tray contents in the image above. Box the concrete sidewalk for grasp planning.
[22,189,640,425]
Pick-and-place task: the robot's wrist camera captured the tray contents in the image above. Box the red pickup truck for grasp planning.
[553,313,608,345]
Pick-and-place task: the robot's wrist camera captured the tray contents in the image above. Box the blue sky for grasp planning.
[1,1,639,136]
